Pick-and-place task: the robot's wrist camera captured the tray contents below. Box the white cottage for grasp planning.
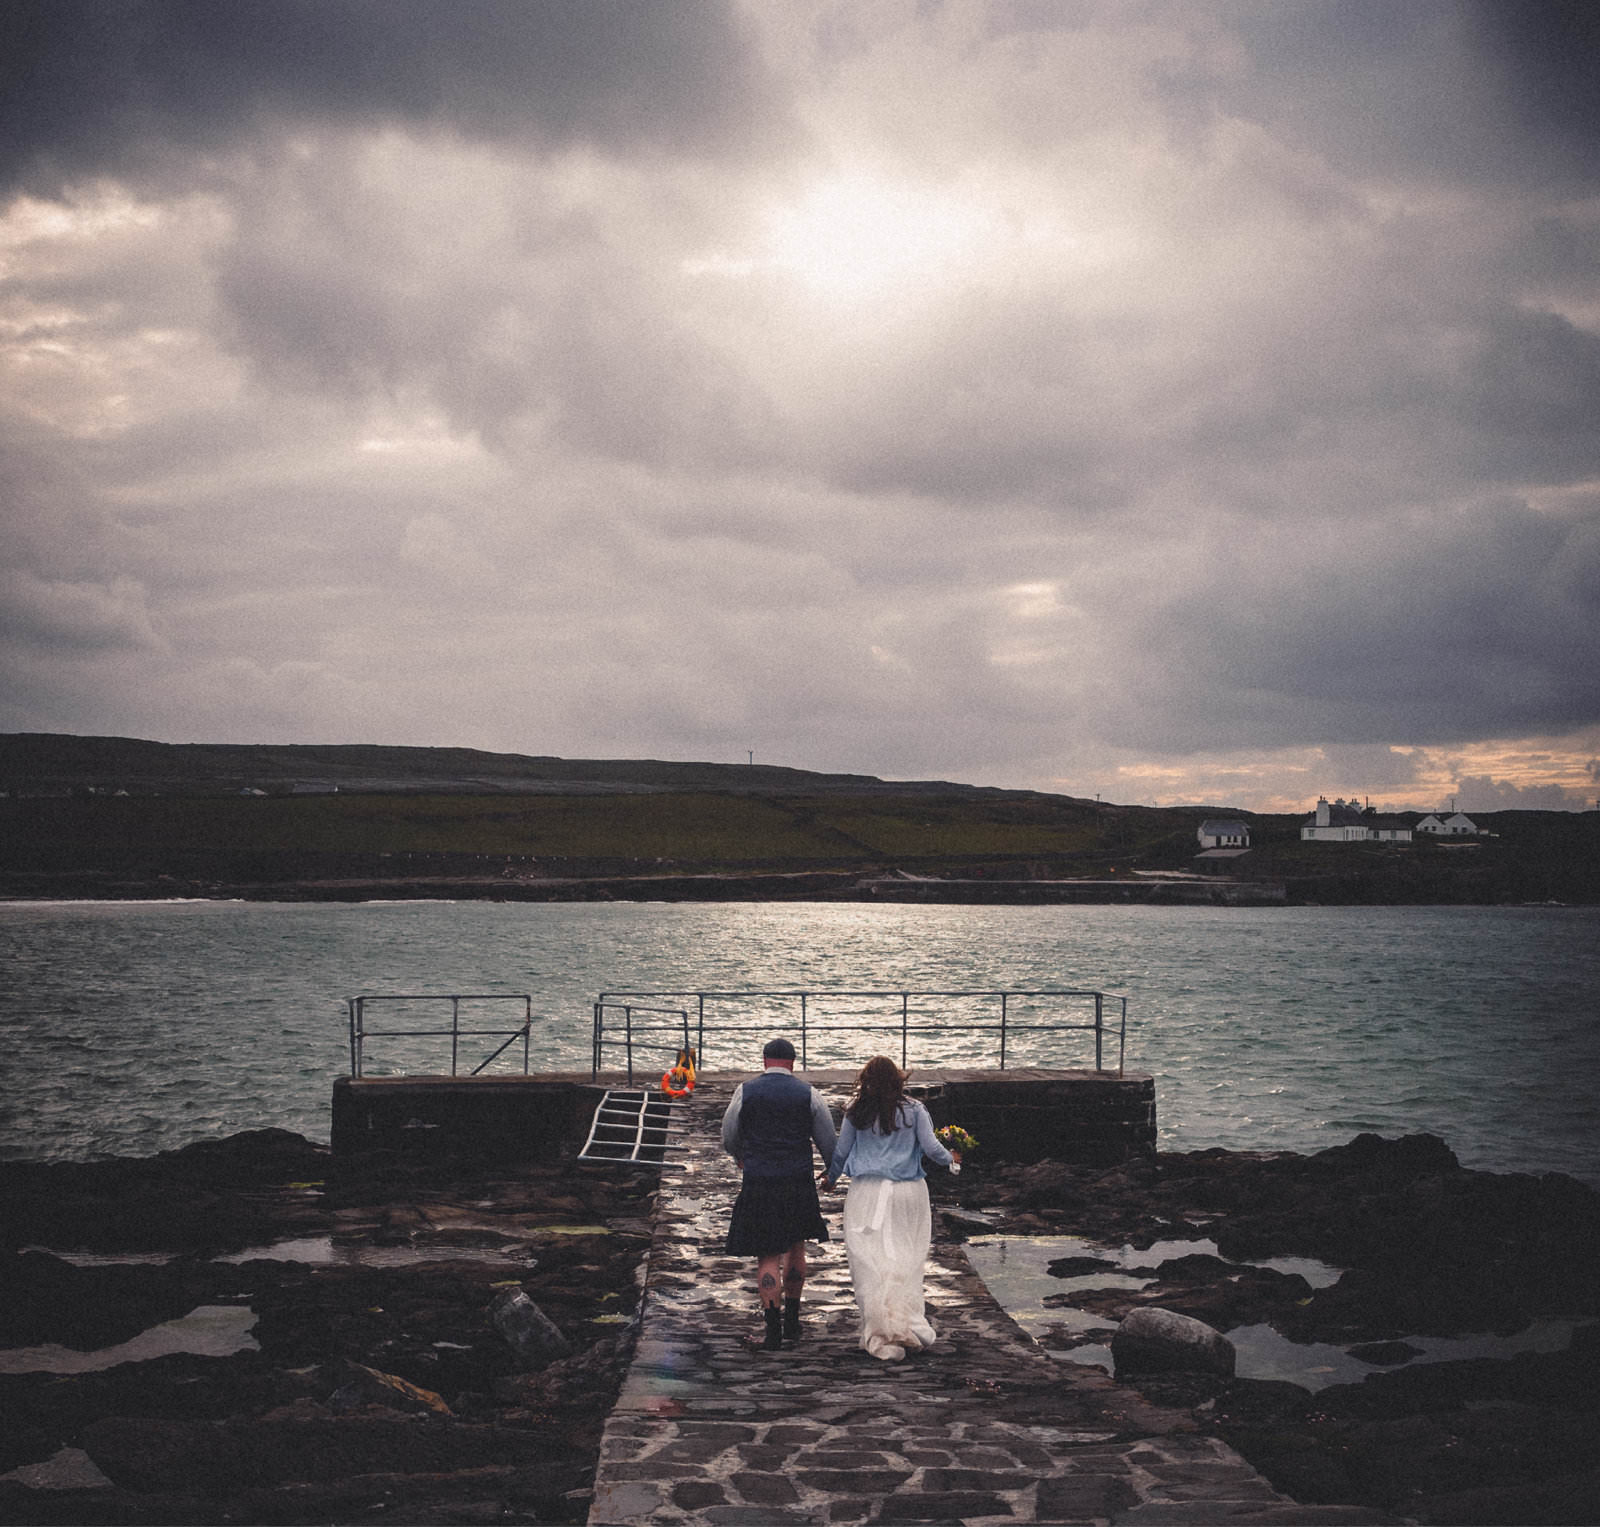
[1417,812,1478,836]
[1197,818,1251,849]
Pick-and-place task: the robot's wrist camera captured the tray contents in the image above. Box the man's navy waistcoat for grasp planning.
[737,1068,819,1178]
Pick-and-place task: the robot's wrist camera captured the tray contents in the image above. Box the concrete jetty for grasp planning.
[587,1079,1392,1527]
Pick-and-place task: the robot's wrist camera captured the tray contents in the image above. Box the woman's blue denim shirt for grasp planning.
[827,1098,953,1182]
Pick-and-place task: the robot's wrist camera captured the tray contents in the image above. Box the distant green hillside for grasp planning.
[0,732,1011,798]
[2,733,1596,903]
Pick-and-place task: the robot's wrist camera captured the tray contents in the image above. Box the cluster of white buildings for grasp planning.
[1191,800,1483,857]
[1297,797,1479,844]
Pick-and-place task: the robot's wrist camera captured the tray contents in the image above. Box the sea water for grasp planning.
[1,900,1596,1183]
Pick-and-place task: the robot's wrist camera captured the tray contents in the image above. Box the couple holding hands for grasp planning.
[720,1039,961,1359]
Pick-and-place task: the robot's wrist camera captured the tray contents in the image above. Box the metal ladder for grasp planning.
[577,1089,692,1168]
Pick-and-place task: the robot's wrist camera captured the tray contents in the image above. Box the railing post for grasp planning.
[1094,992,1103,1071]
[697,994,706,1072]
[449,996,460,1076]
[1000,992,1008,1070]
[348,998,360,1077]
[522,995,532,1074]
[800,992,808,1070]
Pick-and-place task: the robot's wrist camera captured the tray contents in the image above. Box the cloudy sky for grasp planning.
[3,1,1598,812]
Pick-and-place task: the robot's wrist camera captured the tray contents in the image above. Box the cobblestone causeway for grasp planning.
[589,1082,1397,1527]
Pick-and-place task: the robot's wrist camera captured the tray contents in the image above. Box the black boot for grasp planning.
[762,1307,783,1351]
[783,1297,801,1343]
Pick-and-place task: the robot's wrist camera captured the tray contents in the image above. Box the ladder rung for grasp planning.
[578,1089,697,1167]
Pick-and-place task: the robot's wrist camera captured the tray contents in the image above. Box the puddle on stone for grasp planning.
[1225,1319,1589,1390]
[215,1236,540,1267]
[963,1235,1591,1391]
[0,1305,259,1374]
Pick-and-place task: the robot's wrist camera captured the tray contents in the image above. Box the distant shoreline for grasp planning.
[0,873,1586,907]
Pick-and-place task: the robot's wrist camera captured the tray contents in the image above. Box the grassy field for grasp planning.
[4,730,1598,903]
[2,792,848,866]
[0,789,1228,877]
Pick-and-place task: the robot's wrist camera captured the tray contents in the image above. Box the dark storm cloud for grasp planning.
[0,0,785,197]
[1124,498,1600,752]
[1222,0,1600,191]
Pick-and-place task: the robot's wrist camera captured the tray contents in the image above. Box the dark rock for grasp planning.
[491,1334,627,1413]
[1150,1252,1238,1280]
[1279,1268,1526,1344]
[80,1417,238,1494]
[1045,1254,1122,1278]
[0,1132,332,1255]
[1416,1467,1600,1527]
[1309,1132,1459,1181]
[1012,1160,1087,1210]
[0,1131,651,1526]
[328,1360,452,1415]
[0,1252,208,1349]
[938,1208,995,1240]
[1347,1341,1422,1367]
[487,1287,573,1370]
[84,1410,571,1494]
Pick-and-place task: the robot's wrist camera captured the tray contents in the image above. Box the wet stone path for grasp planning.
[588,1081,1393,1526]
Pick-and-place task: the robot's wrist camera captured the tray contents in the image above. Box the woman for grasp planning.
[821,1056,957,1361]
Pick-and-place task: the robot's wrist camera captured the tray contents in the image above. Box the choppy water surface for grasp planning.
[1,901,1596,1183]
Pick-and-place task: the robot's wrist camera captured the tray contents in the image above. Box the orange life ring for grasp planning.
[661,1045,697,1097]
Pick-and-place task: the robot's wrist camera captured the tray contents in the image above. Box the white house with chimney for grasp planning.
[1301,797,1413,843]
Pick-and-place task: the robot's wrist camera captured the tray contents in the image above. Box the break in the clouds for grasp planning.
[3,1,1599,813]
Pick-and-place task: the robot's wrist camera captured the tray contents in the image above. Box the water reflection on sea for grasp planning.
[1,900,1596,1183]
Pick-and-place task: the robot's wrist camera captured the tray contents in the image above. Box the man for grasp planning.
[721,1037,837,1350]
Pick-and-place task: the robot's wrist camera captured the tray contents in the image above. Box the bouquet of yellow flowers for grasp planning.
[936,1125,978,1155]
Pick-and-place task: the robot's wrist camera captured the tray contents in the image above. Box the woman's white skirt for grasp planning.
[842,1176,937,1360]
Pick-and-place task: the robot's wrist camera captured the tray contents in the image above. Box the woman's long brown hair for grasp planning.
[845,1055,910,1134]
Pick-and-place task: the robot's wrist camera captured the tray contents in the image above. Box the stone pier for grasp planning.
[331,1068,1157,1166]
[587,1079,1394,1527]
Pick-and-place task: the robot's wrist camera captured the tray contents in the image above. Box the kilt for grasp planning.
[725,1172,830,1257]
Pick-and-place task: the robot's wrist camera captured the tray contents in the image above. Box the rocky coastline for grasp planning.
[2,1129,1596,1525]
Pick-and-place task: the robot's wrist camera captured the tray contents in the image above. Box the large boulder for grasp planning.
[1111,1306,1236,1378]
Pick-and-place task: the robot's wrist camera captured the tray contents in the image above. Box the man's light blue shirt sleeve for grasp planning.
[810,1087,838,1161]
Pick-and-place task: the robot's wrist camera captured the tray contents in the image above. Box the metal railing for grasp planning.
[591,1002,693,1085]
[347,993,534,1078]
[590,988,1126,1079]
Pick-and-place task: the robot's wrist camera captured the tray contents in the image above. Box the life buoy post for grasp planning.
[660,1045,697,1098]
